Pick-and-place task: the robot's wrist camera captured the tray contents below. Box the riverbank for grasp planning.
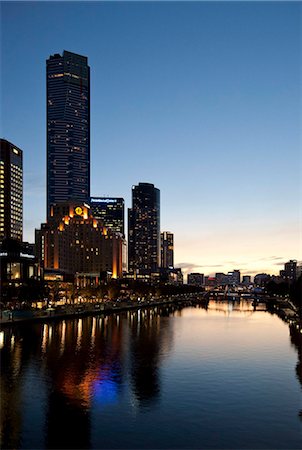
[0,293,205,328]
[1,293,300,329]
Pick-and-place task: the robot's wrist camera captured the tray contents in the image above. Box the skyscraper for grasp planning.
[160,231,174,268]
[90,197,125,236]
[0,139,23,242]
[128,183,160,276]
[47,51,90,217]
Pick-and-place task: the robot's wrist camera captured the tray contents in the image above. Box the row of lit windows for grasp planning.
[11,164,22,172]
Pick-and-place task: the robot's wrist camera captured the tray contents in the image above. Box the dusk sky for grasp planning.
[1,1,301,278]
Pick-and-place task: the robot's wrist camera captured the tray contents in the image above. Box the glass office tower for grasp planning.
[0,139,23,242]
[128,183,160,275]
[90,197,125,236]
[47,51,90,217]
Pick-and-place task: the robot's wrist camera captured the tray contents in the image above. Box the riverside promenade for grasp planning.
[0,293,206,328]
[0,293,300,329]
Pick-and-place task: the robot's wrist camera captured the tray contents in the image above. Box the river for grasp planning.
[0,300,301,449]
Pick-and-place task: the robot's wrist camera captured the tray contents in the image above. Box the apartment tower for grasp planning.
[128,183,160,276]
[47,50,90,217]
[0,139,23,242]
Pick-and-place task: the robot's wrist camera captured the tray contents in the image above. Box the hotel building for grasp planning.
[35,203,123,281]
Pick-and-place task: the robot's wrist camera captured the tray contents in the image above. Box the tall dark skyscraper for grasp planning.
[128,183,160,275]
[0,139,23,242]
[47,51,90,217]
[90,197,125,236]
[160,231,174,268]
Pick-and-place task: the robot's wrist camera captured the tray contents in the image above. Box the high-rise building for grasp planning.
[47,51,90,217]
[128,182,160,276]
[90,197,124,236]
[161,231,174,268]
[0,139,23,242]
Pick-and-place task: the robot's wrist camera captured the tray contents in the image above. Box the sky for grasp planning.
[1,1,301,278]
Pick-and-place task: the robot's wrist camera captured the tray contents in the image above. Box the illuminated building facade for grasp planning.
[128,183,160,276]
[0,239,39,302]
[47,51,90,217]
[160,231,174,268]
[0,139,23,242]
[35,203,123,279]
[90,197,124,236]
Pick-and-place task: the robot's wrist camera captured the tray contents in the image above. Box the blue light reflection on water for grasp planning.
[0,301,301,449]
[92,373,119,405]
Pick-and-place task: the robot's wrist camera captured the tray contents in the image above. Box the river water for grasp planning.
[1,300,301,449]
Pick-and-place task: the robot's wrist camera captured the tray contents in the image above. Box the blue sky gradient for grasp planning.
[1,1,301,276]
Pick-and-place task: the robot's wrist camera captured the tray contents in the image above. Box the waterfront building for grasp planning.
[160,267,183,285]
[227,270,241,285]
[128,183,160,277]
[282,260,297,282]
[47,51,90,217]
[215,272,228,285]
[160,231,174,268]
[35,202,123,281]
[90,197,124,236]
[0,139,23,242]
[242,275,251,284]
[254,273,271,286]
[0,238,39,302]
[187,273,204,286]
[205,276,216,287]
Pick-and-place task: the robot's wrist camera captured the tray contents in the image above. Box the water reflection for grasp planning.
[289,323,302,419]
[0,301,301,450]
[129,308,173,407]
[0,306,176,449]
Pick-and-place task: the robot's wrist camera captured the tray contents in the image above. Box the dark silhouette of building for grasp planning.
[161,231,174,268]
[280,260,297,283]
[0,139,23,242]
[90,197,124,236]
[128,183,160,277]
[242,275,251,284]
[188,273,204,286]
[47,51,90,217]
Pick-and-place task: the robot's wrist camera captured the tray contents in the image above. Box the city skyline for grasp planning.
[1,2,300,277]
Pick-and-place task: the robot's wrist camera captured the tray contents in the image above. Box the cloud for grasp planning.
[175,262,223,274]
[241,269,261,275]
[258,256,284,262]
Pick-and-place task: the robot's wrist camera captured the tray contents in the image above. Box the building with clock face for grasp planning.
[35,203,123,281]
